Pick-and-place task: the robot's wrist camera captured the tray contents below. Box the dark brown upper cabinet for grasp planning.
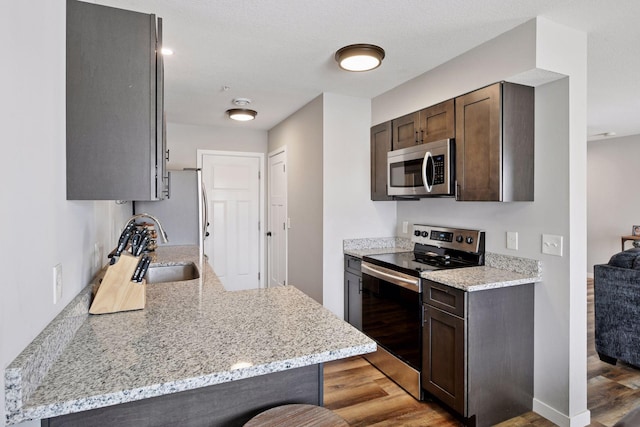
[454,82,534,202]
[370,121,394,201]
[392,99,455,150]
[66,0,166,201]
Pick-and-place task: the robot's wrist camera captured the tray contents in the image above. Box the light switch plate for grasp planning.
[402,221,409,234]
[542,234,563,256]
[506,231,518,250]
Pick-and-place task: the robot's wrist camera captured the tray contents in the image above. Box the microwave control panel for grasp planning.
[432,154,445,184]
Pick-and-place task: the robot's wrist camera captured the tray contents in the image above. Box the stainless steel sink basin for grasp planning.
[144,263,199,284]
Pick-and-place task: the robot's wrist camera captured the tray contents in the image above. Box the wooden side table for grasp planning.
[621,235,640,251]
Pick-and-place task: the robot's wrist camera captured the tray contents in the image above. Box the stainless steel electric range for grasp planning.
[360,224,485,400]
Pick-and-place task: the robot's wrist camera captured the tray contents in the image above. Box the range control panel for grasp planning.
[411,224,484,253]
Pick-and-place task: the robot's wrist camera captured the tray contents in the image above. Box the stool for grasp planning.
[244,404,348,427]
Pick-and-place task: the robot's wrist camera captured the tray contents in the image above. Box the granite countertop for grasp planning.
[345,237,542,291]
[420,263,541,292]
[343,236,413,258]
[5,246,375,425]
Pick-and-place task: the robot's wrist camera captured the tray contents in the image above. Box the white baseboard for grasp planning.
[533,399,591,427]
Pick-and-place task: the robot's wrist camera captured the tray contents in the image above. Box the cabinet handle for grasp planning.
[358,278,362,294]
[415,131,419,145]
[455,179,460,201]
[165,149,170,162]
[420,129,424,144]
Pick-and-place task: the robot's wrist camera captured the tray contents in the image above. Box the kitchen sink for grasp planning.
[144,263,199,284]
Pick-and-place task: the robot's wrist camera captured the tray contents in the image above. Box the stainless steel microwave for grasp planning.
[387,139,455,197]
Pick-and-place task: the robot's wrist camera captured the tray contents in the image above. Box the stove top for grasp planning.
[362,224,485,277]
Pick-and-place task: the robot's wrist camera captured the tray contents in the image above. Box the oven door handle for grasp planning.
[361,263,420,293]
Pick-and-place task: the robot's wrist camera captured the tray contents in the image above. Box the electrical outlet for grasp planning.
[53,263,62,304]
[542,234,563,256]
[506,231,518,250]
[93,243,102,270]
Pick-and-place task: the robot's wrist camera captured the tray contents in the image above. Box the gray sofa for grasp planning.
[594,249,640,368]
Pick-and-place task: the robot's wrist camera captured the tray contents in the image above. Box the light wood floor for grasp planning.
[323,279,640,426]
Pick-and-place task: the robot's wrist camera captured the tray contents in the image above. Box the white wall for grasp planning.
[322,93,396,316]
[0,2,130,425]
[268,96,324,303]
[166,122,268,169]
[372,18,589,427]
[587,134,640,273]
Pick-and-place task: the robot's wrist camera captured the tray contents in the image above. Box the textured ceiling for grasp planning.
[92,0,640,140]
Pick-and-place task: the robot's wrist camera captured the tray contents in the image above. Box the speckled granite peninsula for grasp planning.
[5,246,375,426]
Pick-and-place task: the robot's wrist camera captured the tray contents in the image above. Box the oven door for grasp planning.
[361,262,422,370]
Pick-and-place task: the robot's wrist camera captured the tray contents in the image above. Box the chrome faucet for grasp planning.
[124,213,169,243]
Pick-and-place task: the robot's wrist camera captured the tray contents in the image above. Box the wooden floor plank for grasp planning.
[324,279,640,426]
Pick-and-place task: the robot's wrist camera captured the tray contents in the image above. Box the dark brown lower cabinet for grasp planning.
[344,255,363,330]
[422,304,465,414]
[422,281,534,427]
[42,364,323,427]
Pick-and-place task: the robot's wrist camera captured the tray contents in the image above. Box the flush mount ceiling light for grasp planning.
[226,98,257,121]
[335,44,385,72]
[226,109,257,121]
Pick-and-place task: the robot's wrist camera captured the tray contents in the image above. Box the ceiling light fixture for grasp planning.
[335,44,385,72]
[226,98,257,121]
[226,109,257,121]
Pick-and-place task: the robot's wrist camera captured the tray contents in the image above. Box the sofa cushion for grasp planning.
[608,249,640,269]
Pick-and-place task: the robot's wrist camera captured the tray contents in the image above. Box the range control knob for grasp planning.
[421,231,429,238]
[466,236,474,244]
[414,230,421,237]
[456,235,464,243]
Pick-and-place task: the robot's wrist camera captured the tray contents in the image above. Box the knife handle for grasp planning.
[131,256,146,282]
[135,236,150,256]
[137,256,152,283]
[114,230,132,258]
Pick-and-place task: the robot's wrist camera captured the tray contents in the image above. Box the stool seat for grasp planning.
[244,404,348,427]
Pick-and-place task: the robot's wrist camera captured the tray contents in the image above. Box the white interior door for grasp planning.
[200,152,262,291]
[268,149,287,287]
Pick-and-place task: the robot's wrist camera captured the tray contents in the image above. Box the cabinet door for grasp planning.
[66,0,164,201]
[370,122,393,201]
[344,271,362,330]
[454,83,501,201]
[422,305,465,415]
[392,112,420,149]
[419,99,455,144]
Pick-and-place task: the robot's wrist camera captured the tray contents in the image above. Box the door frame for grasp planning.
[267,146,288,288]
[197,149,266,288]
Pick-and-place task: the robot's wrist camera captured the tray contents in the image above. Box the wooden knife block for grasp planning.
[90,253,146,314]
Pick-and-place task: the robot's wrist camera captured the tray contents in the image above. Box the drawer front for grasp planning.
[344,255,362,276]
[424,280,465,318]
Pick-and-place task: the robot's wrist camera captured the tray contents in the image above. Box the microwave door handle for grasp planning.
[422,151,433,193]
